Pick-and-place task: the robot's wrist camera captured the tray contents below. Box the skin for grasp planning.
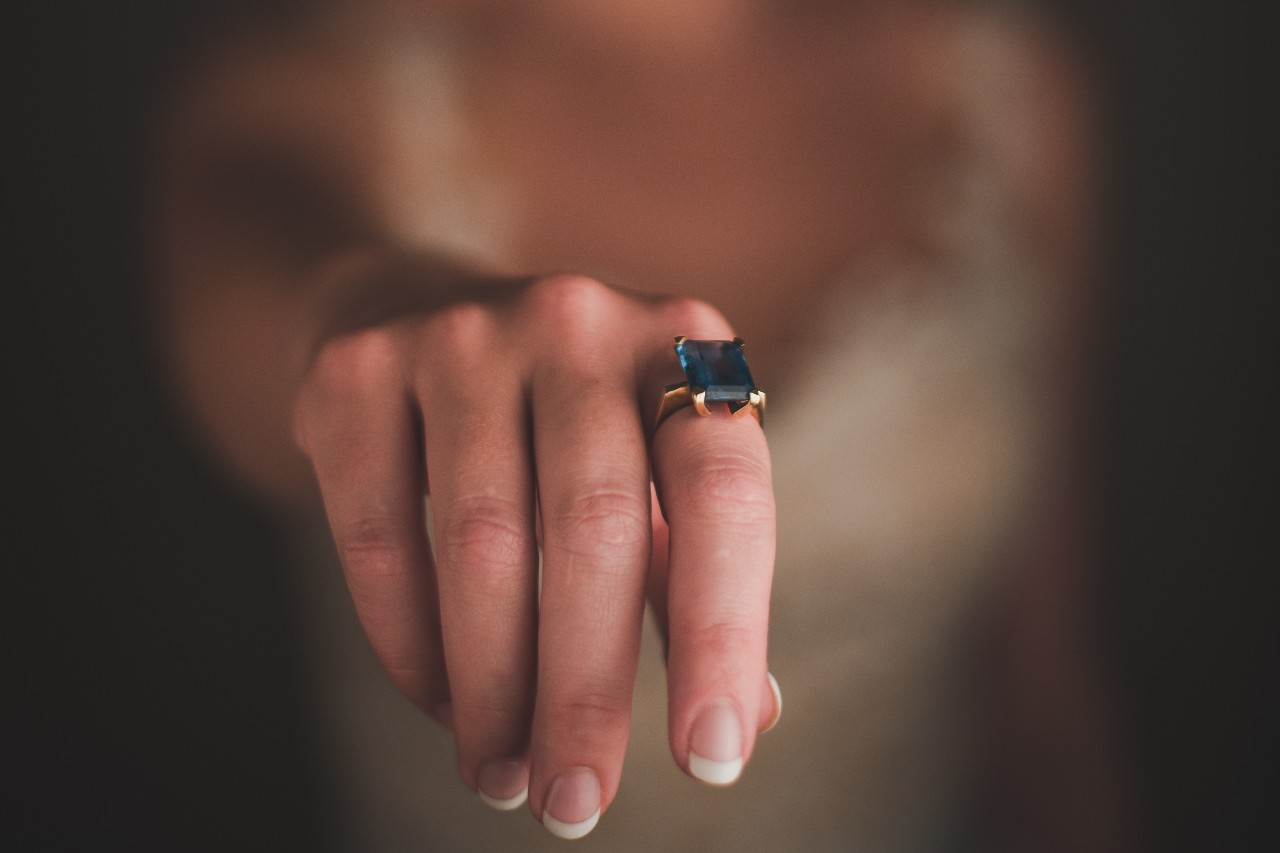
[147,0,1126,843]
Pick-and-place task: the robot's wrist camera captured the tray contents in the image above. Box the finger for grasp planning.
[652,409,775,786]
[294,330,448,719]
[524,282,652,838]
[653,485,780,736]
[416,305,539,809]
[640,303,776,780]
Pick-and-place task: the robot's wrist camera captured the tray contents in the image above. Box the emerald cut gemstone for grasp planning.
[675,338,756,403]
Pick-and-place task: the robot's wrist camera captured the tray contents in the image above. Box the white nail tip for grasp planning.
[543,807,601,840]
[689,752,744,786]
[478,786,528,812]
[763,671,783,733]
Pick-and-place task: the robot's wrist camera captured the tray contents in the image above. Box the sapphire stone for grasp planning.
[675,338,756,403]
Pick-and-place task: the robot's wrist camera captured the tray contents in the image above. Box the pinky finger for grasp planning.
[295,332,448,718]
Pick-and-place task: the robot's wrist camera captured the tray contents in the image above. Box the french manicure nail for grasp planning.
[762,671,783,733]
[477,758,529,812]
[688,700,744,786]
[542,767,601,840]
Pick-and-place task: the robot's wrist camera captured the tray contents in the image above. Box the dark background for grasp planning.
[14,2,1271,849]
[1063,2,1273,850]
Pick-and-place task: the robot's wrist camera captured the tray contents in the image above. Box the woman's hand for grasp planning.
[147,37,777,834]
[292,271,778,837]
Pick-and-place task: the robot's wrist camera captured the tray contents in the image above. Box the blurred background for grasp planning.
[14,1,1269,850]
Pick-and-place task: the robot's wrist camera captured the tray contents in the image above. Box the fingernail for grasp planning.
[688,700,744,786]
[762,671,783,733]
[477,758,529,812]
[542,767,601,840]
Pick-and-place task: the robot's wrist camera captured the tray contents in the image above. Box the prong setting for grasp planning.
[653,338,766,432]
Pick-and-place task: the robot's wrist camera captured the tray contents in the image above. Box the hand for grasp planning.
[293,271,778,837]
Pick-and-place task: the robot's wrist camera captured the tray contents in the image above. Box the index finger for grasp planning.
[649,344,776,786]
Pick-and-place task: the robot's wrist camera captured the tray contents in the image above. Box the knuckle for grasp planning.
[465,693,531,720]
[436,498,532,583]
[295,328,405,452]
[455,694,532,735]
[682,452,775,525]
[523,273,616,330]
[545,487,650,556]
[682,617,760,661]
[657,296,731,337]
[543,686,632,732]
[335,515,415,584]
[311,327,404,394]
[423,300,497,355]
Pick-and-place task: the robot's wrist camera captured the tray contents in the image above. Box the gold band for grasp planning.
[654,382,765,433]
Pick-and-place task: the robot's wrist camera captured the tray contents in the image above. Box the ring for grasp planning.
[654,336,766,431]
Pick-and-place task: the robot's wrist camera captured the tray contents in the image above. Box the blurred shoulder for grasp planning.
[938,2,1101,266]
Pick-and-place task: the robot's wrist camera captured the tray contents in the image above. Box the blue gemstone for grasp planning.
[675,339,756,403]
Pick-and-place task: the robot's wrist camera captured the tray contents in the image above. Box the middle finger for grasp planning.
[418,305,540,810]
